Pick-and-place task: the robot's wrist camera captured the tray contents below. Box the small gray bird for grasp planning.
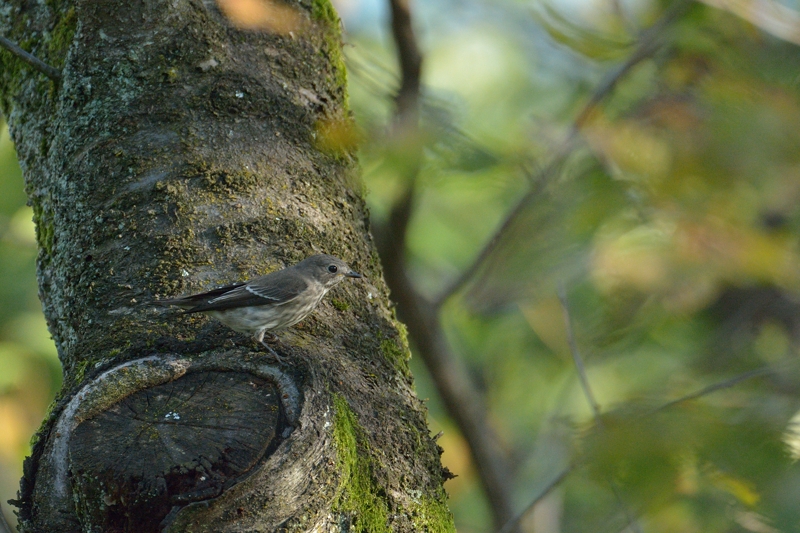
[158,254,361,360]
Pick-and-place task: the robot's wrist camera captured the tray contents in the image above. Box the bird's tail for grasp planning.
[153,297,196,310]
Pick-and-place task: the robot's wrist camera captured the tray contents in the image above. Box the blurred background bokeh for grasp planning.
[5,0,800,531]
[0,124,61,527]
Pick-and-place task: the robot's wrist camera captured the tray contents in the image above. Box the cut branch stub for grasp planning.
[69,370,285,532]
[26,353,307,533]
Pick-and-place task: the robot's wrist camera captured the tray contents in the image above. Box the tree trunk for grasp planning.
[0,0,453,531]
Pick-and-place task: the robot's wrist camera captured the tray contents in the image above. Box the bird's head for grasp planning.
[298,254,361,287]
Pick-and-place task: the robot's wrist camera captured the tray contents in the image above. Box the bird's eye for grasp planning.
[328,265,338,273]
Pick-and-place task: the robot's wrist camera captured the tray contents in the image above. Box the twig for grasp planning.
[609,0,627,19]
[495,464,574,533]
[600,365,773,532]
[573,0,688,130]
[382,0,694,529]
[558,282,602,420]
[653,366,772,413]
[433,0,691,309]
[606,365,772,532]
[378,200,520,528]
[0,503,15,533]
[0,35,61,80]
[558,282,643,533]
[493,362,774,533]
[432,161,554,310]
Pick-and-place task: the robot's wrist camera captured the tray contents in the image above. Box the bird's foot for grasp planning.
[258,337,289,365]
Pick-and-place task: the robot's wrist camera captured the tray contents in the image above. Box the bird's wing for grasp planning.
[245,270,309,303]
[157,282,247,309]
[182,270,308,313]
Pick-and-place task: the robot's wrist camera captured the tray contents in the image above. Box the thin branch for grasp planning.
[558,282,643,533]
[494,362,774,533]
[653,366,773,413]
[573,0,689,130]
[0,503,14,533]
[382,0,694,529]
[433,0,691,309]
[607,483,643,533]
[699,0,800,46]
[558,282,602,420]
[496,464,574,533]
[432,162,552,310]
[0,35,61,81]
[606,365,773,532]
[603,365,774,532]
[377,181,517,530]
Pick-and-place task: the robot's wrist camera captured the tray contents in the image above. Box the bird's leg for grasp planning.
[255,331,288,364]
[259,338,287,363]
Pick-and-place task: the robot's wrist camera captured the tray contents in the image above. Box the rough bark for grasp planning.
[0,0,453,531]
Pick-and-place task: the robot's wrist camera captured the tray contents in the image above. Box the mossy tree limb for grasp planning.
[0,0,453,530]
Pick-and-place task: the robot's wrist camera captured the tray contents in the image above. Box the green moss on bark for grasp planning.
[310,0,348,107]
[0,34,32,115]
[332,393,454,532]
[0,2,70,115]
[310,0,339,25]
[46,7,76,67]
[31,198,54,261]
[330,298,350,311]
[407,495,455,533]
[332,393,390,532]
[380,320,411,377]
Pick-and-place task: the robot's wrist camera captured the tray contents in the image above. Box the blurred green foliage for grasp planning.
[345,0,800,531]
[0,121,60,528]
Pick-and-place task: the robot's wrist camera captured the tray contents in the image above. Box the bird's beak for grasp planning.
[346,270,362,279]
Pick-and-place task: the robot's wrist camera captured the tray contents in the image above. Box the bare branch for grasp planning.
[558,282,642,533]
[654,367,773,413]
[380,0,694,529]
[496,465,573,533]
[433,0,692,309]
[380,257,519,530]
[558,282,602,420]
[0,35,61,81]
[383,0,423,252]
[389,0,422,121]
[377,0,519,528]
[494,362,772,533]
[0,503,15,533]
